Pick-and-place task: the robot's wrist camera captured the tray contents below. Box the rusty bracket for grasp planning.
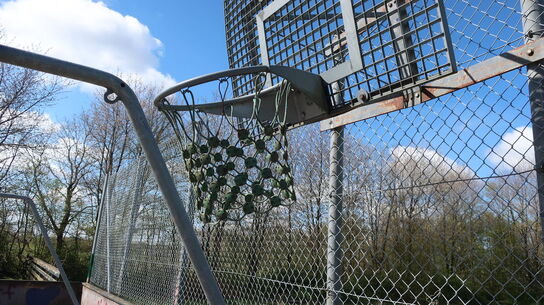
[403,86,422,108]
[321,37,544,131]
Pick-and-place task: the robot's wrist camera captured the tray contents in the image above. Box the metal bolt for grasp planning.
[357,89,370,104]
[536,161,544,174]
[527,48,535,56]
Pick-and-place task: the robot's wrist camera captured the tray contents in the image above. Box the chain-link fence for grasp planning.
[89,0,544,304]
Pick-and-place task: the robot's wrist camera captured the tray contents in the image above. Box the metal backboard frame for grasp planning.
[225,0,457,112]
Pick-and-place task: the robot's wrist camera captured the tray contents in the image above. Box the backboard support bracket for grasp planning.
[403,87,421,108]
[320,37,544,131]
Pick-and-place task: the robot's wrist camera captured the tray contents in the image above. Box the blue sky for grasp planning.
[0,0,228,120]
[105,0,229,79]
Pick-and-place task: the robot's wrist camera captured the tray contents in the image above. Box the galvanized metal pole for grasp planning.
[326,82,344,305]
[0,193,80,305]
[521,0,544,241]
[87,171,109,282]
[105,174,113,292]
[0,45,226,305]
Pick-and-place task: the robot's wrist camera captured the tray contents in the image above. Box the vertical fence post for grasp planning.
[521,0,544,240]
[327,82,344,305]
[105,173,113,293]
[87,171,109,282]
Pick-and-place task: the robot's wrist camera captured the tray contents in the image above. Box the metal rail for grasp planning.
[0,193,80,305]
[0,44,227,305]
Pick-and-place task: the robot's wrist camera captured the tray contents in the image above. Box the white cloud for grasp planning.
[488,126,534,171]
[0,111,61,170]
[392,146,475,180]
[17,112,61,133]
[0,0,175,89]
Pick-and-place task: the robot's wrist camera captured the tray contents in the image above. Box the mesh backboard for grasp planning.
[224,0,456,110]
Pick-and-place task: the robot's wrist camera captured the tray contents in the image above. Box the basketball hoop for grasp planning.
[154,65,330,222]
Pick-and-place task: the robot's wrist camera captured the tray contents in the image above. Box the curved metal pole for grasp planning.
[0,44,226,305]
[0,193,80,305]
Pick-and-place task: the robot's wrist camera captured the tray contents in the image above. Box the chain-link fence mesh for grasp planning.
[89,0,544,304]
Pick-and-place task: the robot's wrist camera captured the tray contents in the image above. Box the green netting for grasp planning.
[160,74,296,223]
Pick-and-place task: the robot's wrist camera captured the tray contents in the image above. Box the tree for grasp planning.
[81,77,171,213]
[0,35,64,187]
[22,119,93,254]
